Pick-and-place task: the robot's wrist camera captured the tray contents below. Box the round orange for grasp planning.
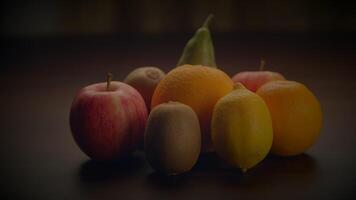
[151,64,233,152]
[257,80,323,156]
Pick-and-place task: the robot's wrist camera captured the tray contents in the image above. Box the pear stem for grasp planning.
[106,73,112,91]
[259,60,265,71]
[202,14,214,28]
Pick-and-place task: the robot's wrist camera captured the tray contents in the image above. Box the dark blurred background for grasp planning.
[2,0,356,36]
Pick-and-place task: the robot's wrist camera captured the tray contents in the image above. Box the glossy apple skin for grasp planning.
[232,71,285,92]
[70,81,148,161]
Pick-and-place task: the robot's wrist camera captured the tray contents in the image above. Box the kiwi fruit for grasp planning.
[124,66,165,110]
[144,102,201,175]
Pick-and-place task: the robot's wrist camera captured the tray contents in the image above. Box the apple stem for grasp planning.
[259,60,265,71]
[106,73,113,91]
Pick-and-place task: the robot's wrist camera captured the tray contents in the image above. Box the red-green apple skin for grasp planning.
[70,81,148,161]
[232,71,285,92]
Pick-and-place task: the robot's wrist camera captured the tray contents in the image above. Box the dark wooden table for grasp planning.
[1,33,356,199]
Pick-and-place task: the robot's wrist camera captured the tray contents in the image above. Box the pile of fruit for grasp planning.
[69,15,322,175]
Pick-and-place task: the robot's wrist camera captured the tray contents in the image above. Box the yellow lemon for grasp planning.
[211,83,273,172]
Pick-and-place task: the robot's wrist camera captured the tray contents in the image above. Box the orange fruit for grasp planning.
[151,64,233,152]
[257,80,323,156]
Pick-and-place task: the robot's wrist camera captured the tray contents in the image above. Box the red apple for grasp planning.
[70,74,148,161]
[232,61,285,92]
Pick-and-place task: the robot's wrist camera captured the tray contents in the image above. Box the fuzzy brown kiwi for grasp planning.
[124,66,165,110]
[144,101,201,175]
